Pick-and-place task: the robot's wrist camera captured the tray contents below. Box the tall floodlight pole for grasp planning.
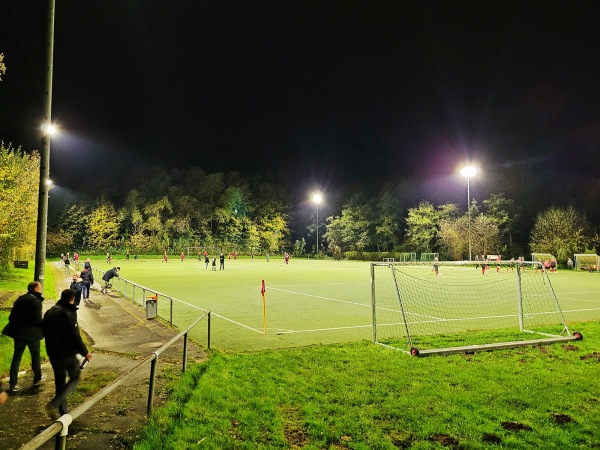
[34,0,56,289]
[313,194,322,257]
[460,166,477,261]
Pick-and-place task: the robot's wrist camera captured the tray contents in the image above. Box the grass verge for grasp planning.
[136,321,600,449]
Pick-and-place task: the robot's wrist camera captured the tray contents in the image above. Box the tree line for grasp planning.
[1,142,598,273]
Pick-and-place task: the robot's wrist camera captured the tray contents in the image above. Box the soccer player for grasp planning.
[180,252,185,262]
[433,256,440,276]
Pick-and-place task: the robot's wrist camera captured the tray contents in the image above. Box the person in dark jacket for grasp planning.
[79,266,94,301]
[69,274,83,306]
[43,289,92,419]
[100,267,120,294]
[7,281,46,392]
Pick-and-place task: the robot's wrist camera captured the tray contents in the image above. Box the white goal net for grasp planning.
[371,261,581,356]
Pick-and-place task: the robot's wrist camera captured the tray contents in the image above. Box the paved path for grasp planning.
[0,266,207,449]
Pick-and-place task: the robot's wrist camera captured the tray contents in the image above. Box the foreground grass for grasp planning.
[136,320,599,449]
[0,263,58,375]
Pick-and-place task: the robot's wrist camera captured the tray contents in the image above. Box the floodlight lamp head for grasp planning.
[41,123,57,135]
[313,194,322,204]
[460,166,477,178]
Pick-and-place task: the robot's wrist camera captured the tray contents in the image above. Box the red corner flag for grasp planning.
[261,279,266,296]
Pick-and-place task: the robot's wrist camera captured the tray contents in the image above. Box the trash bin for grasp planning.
[145,295,157,319]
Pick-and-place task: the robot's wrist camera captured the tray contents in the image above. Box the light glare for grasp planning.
[313,193,322,204]
[460,165,477,178]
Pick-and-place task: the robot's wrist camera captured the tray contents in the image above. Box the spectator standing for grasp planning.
[100,267,120,294]
[43,289,92,419]
[64,256,70,274]
[69,274,83,306]
[6,282,46,392]
[80,265,94,301]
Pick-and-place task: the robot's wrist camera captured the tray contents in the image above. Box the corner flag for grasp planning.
[261,280,266,334]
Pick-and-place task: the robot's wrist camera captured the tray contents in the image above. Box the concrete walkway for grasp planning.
[0,265,207,449]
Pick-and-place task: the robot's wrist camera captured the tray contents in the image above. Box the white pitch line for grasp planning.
[267,287,370,308]
[558,297,600,304]
[271,323,373,334]
[169,297,264,334]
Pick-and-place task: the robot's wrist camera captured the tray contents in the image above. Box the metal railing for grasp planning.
[92,267,208,326]
[21,311,211,450]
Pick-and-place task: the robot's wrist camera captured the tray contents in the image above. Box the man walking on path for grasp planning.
[6,281,46,392]
[70,273,83,306]
[100,267,120,294]
[43,289,92,419]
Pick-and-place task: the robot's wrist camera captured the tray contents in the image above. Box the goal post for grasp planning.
[419,252,439,262]
[398,252,417,262]
[371,261,581,356]
[574,254,599,271]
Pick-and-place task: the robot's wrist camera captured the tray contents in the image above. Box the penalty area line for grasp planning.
[268,287,369,308]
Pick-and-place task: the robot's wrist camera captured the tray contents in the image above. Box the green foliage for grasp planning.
[323,194,373,253]
[0,143,39,272]
[404,201,439,253]
[292,238,306,257]
[87,202,120,250]
[483,193,521,253]
[530,206,593,262]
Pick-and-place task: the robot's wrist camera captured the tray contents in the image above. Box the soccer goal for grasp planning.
[371,261,581,356]
[531,252,554,263]
[419,252,439,262]
[398,252,417,262]
[574,254,599,271]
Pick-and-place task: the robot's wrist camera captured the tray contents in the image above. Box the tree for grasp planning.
[483,193,520,254]
[374,191,402,251]
[530,206,593,262]
[0,53,6,80]
[471,214,501,258]
[87,202,120,251]
[438,215,469,260]
[0,144,39,271]
[404,202,439,253]
[323,195,374,253]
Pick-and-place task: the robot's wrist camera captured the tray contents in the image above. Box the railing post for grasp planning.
[147,354,158,416]
[208,311,211,349]
[170,298,173,326]
[182,332,188,373]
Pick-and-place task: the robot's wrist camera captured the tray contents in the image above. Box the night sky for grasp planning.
[1,1,599,219]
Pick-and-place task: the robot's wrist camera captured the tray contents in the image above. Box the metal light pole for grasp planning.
[313,194,322,257]
[34,0,56,289]
[460,166,477,261]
